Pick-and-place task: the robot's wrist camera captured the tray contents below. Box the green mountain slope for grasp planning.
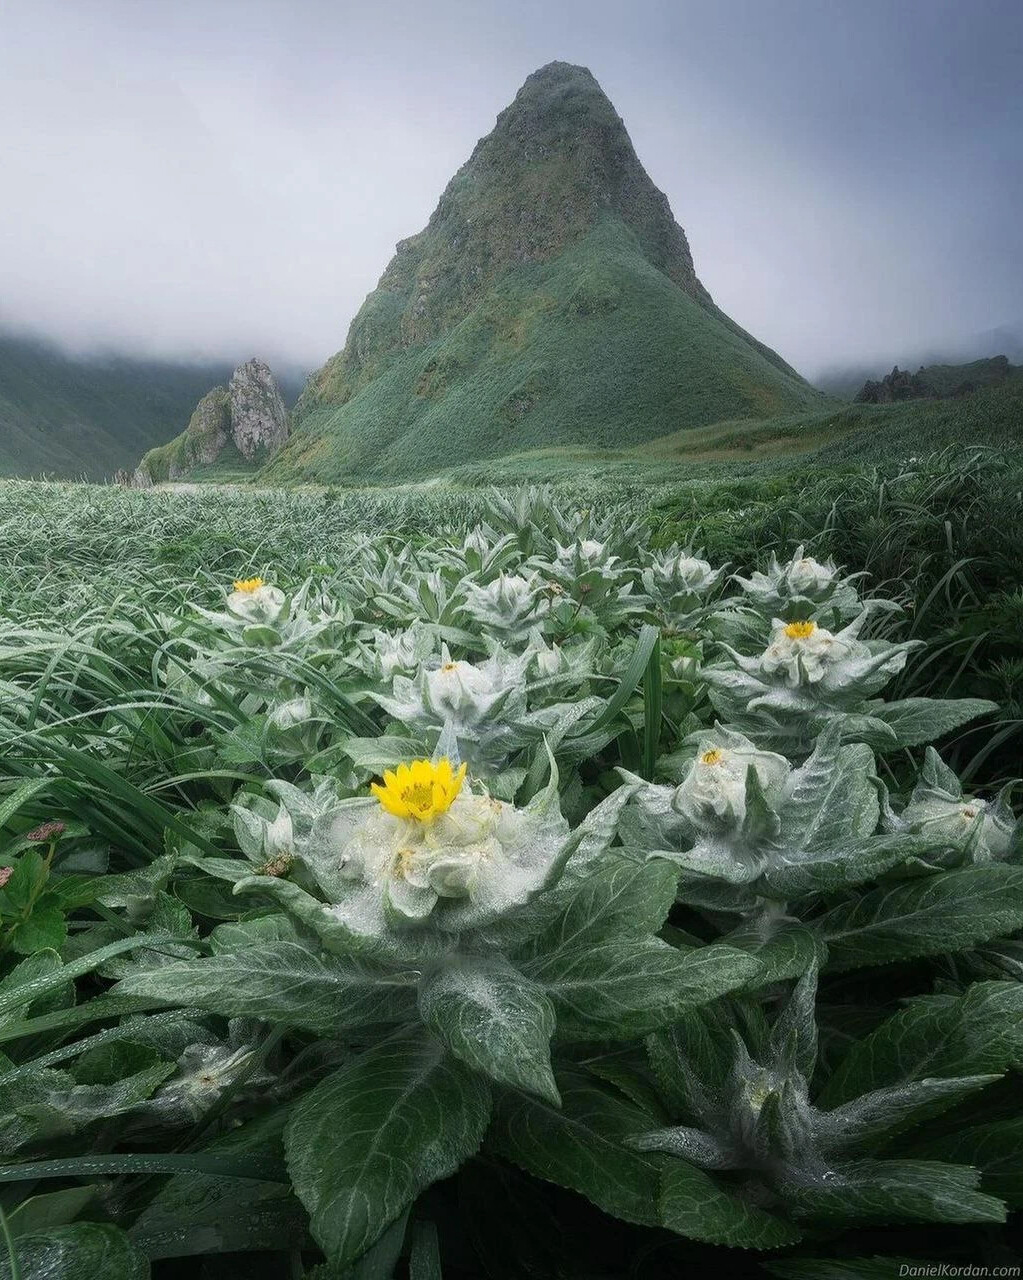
[0,333,234,480]
[262,62,826,485]
[429,364,1023,487]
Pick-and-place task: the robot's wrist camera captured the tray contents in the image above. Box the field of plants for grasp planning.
[0,458,1021,1279]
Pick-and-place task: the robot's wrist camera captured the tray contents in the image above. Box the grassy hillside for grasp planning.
[261,218,826,485]
[430,364,1023,486]
[0,333,235,480]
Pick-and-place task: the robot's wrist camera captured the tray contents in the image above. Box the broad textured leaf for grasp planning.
[511,857,680,964]
[721,920,824,984]
[778,732,878,853]
[489,1069,797,1247]
[522,938,758,1041]
[284,1031,490,1267]
[820,981,1023,1107]
[0,1223,149,1280]
[781,1159,1005,1225]
[659,1161,801,1248]
[117,941,415,1034]
[418,954,558,1103]
[869,696,998,747]
[762,834,931,899]
[908,1117,1023,1207]
[818,865,1023,971]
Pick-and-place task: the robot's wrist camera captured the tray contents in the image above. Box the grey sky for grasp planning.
[2,0,1021,378]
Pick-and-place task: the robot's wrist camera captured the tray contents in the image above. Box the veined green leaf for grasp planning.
[418,954,558,1104]
[818,865,1023,971]
[284,1031,490,1267]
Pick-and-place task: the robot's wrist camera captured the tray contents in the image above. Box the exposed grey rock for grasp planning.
[229,358,290,461]
[131,359,290,484]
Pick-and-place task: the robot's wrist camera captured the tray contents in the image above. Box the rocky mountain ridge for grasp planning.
[131,358,290,485]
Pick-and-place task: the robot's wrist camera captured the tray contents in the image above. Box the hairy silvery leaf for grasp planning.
[117,940,417,1035]
[0,1223,150,1280]
[284,1031,491,1268]
[418,953,559,1103]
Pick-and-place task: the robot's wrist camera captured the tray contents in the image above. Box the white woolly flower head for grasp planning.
[363,621,436,681]
[306,757,570,933]
[226,577,286,626]
[900,794,1012,859]
[786,554,837,596]
[554,538,617,572]
[372,645,530,739]
[760,618,851,686]
[462,572,547,639]
[268,696,314,731]
[673,728,789,831]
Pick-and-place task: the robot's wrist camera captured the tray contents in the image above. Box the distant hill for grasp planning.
[260,62,826,486]
[0,333,240,480]
[855,355,1015,404]
[815,325,1023,400]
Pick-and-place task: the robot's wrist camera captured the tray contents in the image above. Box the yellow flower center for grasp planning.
[784,620,817,640]
[441,662,459,672]
[233,576,265,594]
[371,757,467,824]
[700,748,726,766]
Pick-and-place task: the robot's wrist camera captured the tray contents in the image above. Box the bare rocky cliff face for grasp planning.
[229,359,290,459]
[130,358,289,484]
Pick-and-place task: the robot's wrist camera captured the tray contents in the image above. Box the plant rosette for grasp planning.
[231,754,574,957]
[880,747,1020,871]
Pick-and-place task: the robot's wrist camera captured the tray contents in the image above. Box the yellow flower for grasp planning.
[371,758,467,824]
[233,576,265,594]
[700,748,725,766]
[783,620,817,640]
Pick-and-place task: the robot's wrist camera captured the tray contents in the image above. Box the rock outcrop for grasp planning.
[856,355,1014,404]
[132,358,289,484]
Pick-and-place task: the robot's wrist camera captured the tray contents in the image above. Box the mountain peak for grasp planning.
[303,63,712,409]
[272,63,821,483]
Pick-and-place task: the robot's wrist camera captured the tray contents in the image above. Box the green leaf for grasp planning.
[6,1186,97,1238]
[117,941,416,1034]
[284,1031,491,1268]
[721,920,825,984]
[8,908,67,957]
[0,1222,149,1280]
[869,696,998,748]
[418,954,558,1104]
[659,1161,801,1249]
[488,1068,797,1247]
[820,981,1023,1107]
[761,834,931,899]
[522,937,758,1041]
[486,1067,661,1229]
[0,782,52,838]
[512,858,680,964]
[0,1153,286,1183]
[818,865,1023,971]
[780,731,878,852]
[907,1116,1023,1207]
[0,934,201,1021]
[781,1159,1005,1225]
